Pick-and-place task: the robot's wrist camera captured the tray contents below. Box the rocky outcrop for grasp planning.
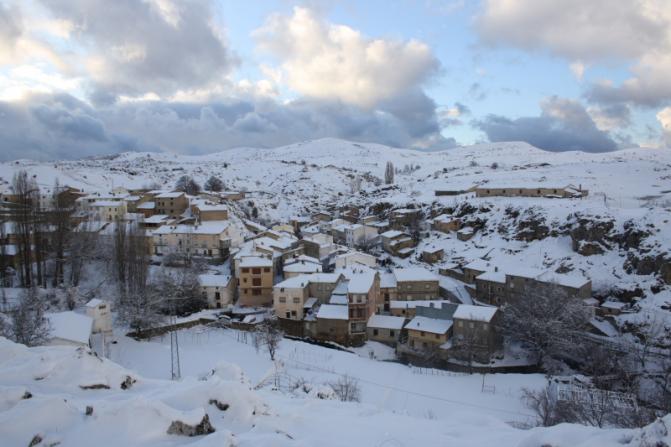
[167,414,215,437]
[568,213,615,256]
[514,208,549,242]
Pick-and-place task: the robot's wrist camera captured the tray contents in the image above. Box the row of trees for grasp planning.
[174,175,225,195]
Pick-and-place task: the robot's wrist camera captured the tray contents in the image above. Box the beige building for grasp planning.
[380,230,415,256]
[393,267,440,301]
[421,247,444,264]
[192,201,229,221]
[473,184,588,198]
[155,192,189,217]
[315,304,350,345]
[238,256,274,307]
[432,214,461,233]
[367,314,405,346]
[273,276,311,320]
[335,251,377,270]
[199,274,236,308]
[406,315,452,350]
[90,200,128,221]
[152,222,241,258]
[301,233,335,260]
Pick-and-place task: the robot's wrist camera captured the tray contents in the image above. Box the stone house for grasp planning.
[154,192,189,217]
[380,230,415,255]
[390,299,449,318]
[406,315,453,351]
[152,222,241,258]
[199,274,236,308]
[283,255,323,278]
[300,233,335,261]
[432,214,461,233]
[315,304,350,344]
[451,305,502,363]
[390,208,422,229]
[273,276,311,320]
[421,246,444,264]
[89,200,128,222]
[473,185,588,198]
[192,201,229,222]
[393,267,440,300]
[367,314,406,346]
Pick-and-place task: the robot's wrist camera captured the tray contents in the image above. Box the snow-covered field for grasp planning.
[2,333,669,446]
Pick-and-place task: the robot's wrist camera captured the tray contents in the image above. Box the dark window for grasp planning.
[389,330,395,337]
[264,267,271,273]
[252,278,261,286]
[252,289,261,296]
[373,329,379,336]
[252,267,261,274]
[241,268,249,273]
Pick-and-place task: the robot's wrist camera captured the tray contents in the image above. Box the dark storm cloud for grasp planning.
[474,96,618,152]
[0,90,455,161]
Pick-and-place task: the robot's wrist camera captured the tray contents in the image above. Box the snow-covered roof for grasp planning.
[92,200,123,207]
[390,299,448,309]
[380,272,397,288]
[155,192,185,199]
[274,275,310,289]
[453,305,498,322]
[393,267,438,283]
[367,314,406,330]
[143,214,169,223]
[505,266,546,279]
[303,297,318,309]
[85,298,105,308]
[463,259,492,272]
[406,316,452,334]
[137,201,156,209]
[380,230,404,239]
[48,312,93,345]
[198,274,232,287]
[329,295,348,305]
[476,270,506,284]
[589,318,618,337]
[153,221,230,235]
[239,256,273,268]
[601,301,626,310]
[283,262,322,274]
[537,271,590,289]
[317,304,349,320]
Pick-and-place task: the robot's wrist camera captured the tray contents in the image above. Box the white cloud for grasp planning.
[658,107,671,146]
[477,0,671,107]
[569,61,585,81]
[254,7,439,108]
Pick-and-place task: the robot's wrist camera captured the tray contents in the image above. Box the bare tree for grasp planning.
[330,375,361,402]
[11,170,39,287]
[154,264,207,316]
[499,283,590,367]
[9,287,50,346]
[68,218,100,287]
[204,176,224,192]
[384,161,394,184]
[255,320,283,361]
[174,175,201,195]
[49,179,74,287]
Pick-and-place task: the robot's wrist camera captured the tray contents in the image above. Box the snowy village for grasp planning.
[1,1,671,446]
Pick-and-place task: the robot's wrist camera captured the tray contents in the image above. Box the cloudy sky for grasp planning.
[1,0,670,160]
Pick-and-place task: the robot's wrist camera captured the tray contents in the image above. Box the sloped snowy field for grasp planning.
[1,336,670,446]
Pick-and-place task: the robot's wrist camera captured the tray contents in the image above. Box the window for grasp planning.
[264,267,271,273]
[285,311,291,318]
[252,267,261,274]
[373,329,379,336]
[292,297,300,304]
[420,331,425,336]
[252,278,261,286]
[215,292,220,299]
[252,289,261,296]
[389,330,395,337]
[279,297,286,303]
[435,334,440,339]
[241,268,249,273]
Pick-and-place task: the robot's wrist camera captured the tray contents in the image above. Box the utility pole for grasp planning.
[170,314,181,380]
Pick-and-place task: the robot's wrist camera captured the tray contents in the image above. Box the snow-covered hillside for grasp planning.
[1,336,669,446]
[2,138,669,317]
